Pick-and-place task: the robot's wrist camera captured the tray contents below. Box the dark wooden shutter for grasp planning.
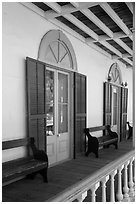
[26,57,46,152]
[103,82,112,126]
[74,73,86,157]
[120,87,128,140]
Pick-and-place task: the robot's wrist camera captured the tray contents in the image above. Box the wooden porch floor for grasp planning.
[2,140,134,202]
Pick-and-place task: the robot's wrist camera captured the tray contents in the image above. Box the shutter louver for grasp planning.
[120,87,128,140]
[103,82,112,126]
[26,57,46,152]
[74,73,86,157]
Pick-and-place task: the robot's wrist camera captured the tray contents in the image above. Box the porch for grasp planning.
[2,140,134,202]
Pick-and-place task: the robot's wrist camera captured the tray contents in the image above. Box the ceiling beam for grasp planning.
[44,2,98,19]
[81,8,114,39]
[50,18,85,42]
[122,53,132,59]
[100,3,133,40]
[64,14,99,41]
[20,2,133,67]
[114,38,133,56]
[125,2,134,14]
[44,2,61,13]
[70,2,79,8]
[100,41,133,66]
[81,8,132,56]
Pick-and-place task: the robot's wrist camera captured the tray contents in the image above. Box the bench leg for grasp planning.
[26,172,37,180]
[114,143,118,149]
[95,151,99,158]
[39,168,48,183]
[85,150,90,157]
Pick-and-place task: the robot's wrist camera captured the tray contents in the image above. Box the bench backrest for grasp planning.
[2,138,29,150]
[85,125,109,137]
[88,125,107,132]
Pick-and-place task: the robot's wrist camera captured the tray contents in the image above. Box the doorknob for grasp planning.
[57,134,60,137]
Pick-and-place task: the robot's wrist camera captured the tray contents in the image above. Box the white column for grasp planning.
[128,157,135,197]
[110,169,117,202]
[101,175,109,202]
[90,182,100,202]
[123,161,130,201]
[77,191,87,202]
[116,165,124,202]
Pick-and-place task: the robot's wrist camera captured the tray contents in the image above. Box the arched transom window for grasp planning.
[45,40,72,68]
[38,30,77,70]
[108,63,122,85]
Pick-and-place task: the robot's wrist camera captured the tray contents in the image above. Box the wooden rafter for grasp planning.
[64,14,99,41]
[44,2,61,13]
[99,3,133,41]
[20,2,133,68]
[125,2,134,14]
[44,2,98,19]
[81,8,133,56]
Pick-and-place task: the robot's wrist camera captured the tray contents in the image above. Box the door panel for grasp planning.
[57,72,69,162]
[46,69,70,165]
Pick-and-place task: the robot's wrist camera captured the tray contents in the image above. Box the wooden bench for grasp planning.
[2,138,48,186]
[85,125,118,158]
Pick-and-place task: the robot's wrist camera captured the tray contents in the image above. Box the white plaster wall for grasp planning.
[2,3,133,161]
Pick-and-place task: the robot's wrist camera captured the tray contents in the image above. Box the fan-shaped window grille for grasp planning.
[108,63,122,85]
[38,30,77,70]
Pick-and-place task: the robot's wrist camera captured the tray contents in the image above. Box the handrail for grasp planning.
[47,150,135,202]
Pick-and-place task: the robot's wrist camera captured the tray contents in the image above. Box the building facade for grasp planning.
[2,2,134,166]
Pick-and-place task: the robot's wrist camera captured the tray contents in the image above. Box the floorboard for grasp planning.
[2,140,134,202]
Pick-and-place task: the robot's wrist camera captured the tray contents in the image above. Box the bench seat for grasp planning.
[98,135,118,147]
[3,157,48,184]
[2,138,48,185]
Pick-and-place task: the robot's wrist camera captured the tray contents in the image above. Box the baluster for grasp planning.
[116,164,124,202]
[101,175,109,202]
[90,182,100,202]
[110,169,117,202]
[123,161,130,201]
[128,157,135,197]
[77,191,87,202]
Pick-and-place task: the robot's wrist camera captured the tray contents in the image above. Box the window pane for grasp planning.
[46,70,54,103]
[58,104,68,133]
[58,73,68,103]
[46,70,54,136]
[113,93,117,125]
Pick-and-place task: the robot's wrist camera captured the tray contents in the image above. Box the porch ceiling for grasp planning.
[26,2,134,68]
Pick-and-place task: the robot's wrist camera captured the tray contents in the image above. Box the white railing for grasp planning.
[48,150,135,202]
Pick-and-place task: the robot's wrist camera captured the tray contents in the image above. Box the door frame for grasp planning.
[46,65,72,166]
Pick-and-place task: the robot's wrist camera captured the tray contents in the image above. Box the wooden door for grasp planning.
[74,73,86,157]
[26,57,46,152]
[120,87,128,140]
[46,68,70,165]
[56,71,70,162]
